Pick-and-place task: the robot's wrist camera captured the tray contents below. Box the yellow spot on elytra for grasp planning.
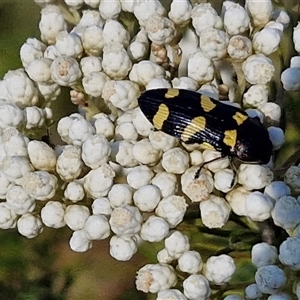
[233,111,248,125]
[165,89,179,98]
[223,130,237,148]
[199,142,215,151]
[153,104,169,130]
[200,95,217,112]
[181,116,206,142]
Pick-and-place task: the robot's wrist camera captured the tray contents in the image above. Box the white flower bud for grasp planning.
[293,22,300,53]
[0,101,24,129]
[24,106,52,129]
[50,56,82,87]
[255,265,286,294]
[108,183,133,208]
[202,150,230,173]
[132,139,162,166]
[259,102,281,125]
[245,283,263,299]
[127,29,149,62]
[64,181,84,203]
[109,205,142,236]
[157,289,187,300]
[0,171,12,199]
[6,185,35,215]
[2,127,28,157]
[157,248,173,264]
[64,204,90,231]
[93,113,114,140]
[136,264,177,293]
[243,84,268,108]
[80,56,102,76]
[20,38,46,68]
[284,166,300,192]
[172,77,199,90]
[252,242,278,268]
[41,201,65,228]
[181,167,214,202]
[178,250,203,274]
[115,122,139,141]
[200,195,231,228]
[242,54,275,85]
[82,71,109,97]
[223,2,250,35]
[245,0,273,28]
[264,181,291,202]
[165,231,190,259]
[111,140,138,167]
[133,184,161,212]
[279,237,300,270]
[132,107,154,137]
[99,0,121,20]
[17,213,43,238]
[268,126,285,150]
[149,131,177,152]
[183,274,211,300]
[253,28,282,55]
[69,229,92,252]
[225,186,249,216]
[191,3,222,35]
[0,202,17,229]
[155,195,187,228]
[84,214,110,240]
[162,147,189,174]
[168,0,192,26]
[102,19,129,47]
[28,140,56,172]
[92,197,112,216]
[214,168,235,193]
[55,31,83,58]
[200,28,229,60]
[151,172,177,198]
[127,165,153,189]
[25,58,52,84]
[188,51,214,84]
[227,35,252,60]
[204,254,236,285]
[109,235,137,261]
[39,5,67,44]
[82,25,104,56]
[56,145,83,181]
[281,67,300,91]
[272,196,300,230]
[238,164,273,190]
[141,215,169,242]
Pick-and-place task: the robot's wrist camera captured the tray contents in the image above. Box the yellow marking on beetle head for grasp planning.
[223,130,237,148]
[165,89,180,98]
[232,111,248,125]
[199,142,215,151]
[181,116,206,142]
[200,95,217,112]
[153,103,169,130]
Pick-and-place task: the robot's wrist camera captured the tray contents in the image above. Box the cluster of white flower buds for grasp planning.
[0,0,299,298]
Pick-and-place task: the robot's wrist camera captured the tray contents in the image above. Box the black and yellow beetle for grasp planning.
[138,88,272,177]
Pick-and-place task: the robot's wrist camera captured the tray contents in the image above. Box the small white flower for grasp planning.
[17,213,43,238]
[223,2,250,35]
[157,248,173,264]
[172,77,199,90]
[243,84,269,108]
[92,197,112,216]
[281,67,300,91]
[181,167,214,202]
[156,195,188,228]
[0,202,17,229]
[84,214,110,240]
[225,186,250,216]
[140,215,169,242]
[80,56,102,76]
[2,127,28,157]
[168,0,192,26]
[93,113,114,140]
[132,107,154,137]
[253,28,282,55]
[284,166,300,192]
[99,0,121,20]
[203,254,236,285]
[132,139,162,166]
[56,145,83,181]
[227,35,252,60]
[41,201,65,228]
[20,38,46,68]
[268,126,285,151]
[28,140,56,172]
[83,164,115,198]
[69,229,92,252]
[0,101,24,129]
[214,168,235,193]
[64,181,85,203]
[109,235,138,261]
[136,263,177,293]
[82,25,104,56]
[259,102,281,125]
[109,204,142,236]
[272,196,300,230]
[187,51,215,84]
[252,242,278,268]
[127,29,149,61]
[129,61,166,87]
[127,165,154,189]
[6,185,35,215]
[50,56,82,87]
[279,237,300,269]
[39,5,67,44]
[164,231,190,259]
[102,19,129,47]
[157,289,187,300]
[108,183,133,208]
[133,184,161,212]
[242,54,275,85]
[245,283,263,300]
[102,43,132,80]
[115,122,138,141]
[183,274,211,300]
[111,140,138,167]
[162,147,189,174]
[24,106,53,129]
[245,0,273,28]
[178,250,203,274]
[25,58,53,84]
[82,71,109,97]
[264,181,291,202]
[293,22,300,53]
[255,265,286,294]
[200,195,231,228]
[238,164,273,190]
[55,31,83,58]
[151,172,177,198]
[64,204,90,231]
[191,3,222,36]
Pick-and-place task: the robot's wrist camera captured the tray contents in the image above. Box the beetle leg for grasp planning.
[194,154,225,180]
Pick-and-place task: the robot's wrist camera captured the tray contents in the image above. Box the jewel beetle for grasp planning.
[138,88,272,175]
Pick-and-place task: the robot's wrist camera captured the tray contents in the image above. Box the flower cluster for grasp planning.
[0,0,299,298]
